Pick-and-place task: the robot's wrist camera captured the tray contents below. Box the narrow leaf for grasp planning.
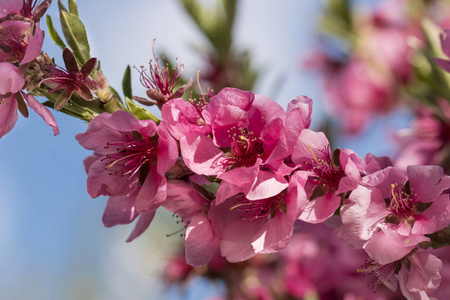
[125,97,160,123]
[122,65,133,99]
[58,0,68,12]
[60,10,90,64]
[46,15,66,50]
[68,0,79,16]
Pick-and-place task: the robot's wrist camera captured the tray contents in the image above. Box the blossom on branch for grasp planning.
[76,111,178,241]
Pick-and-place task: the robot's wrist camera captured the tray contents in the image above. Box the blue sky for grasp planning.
[0,0,409,299]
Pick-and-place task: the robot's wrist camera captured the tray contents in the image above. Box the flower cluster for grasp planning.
[76,84,449,298]
[0,0,58,138]
[2,1,450,299]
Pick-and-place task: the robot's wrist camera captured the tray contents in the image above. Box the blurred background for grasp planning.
[0,0,440,299]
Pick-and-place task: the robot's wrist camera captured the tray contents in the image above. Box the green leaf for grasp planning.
[68,0,79,16]
[122,65,133,99]
[46,15,66,50]
[125,97,160,123]
[60,9,90,64]
[58,0,68,12]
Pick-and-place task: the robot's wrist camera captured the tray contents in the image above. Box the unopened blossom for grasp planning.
[0,61,58,138]
[340,165,450,264]
[76,111,178,241]
[208,171,307,262]
[41,48,97,111]
[134,40,192,109]
[291,129,366,223]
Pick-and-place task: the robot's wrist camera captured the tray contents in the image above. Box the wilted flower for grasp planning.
[41,48,97,111]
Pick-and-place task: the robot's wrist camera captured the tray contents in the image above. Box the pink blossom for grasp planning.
[325,58,396,133]
[76,111,178,241]
[0,20,44,65]
[0,62,58,138]
[340,165,450,264]
[208,171,308,262]
[291,129,366,223]
[395,106,449,170]
[134,40,191,109]
[180,88,310,201]
[360,251,442,299]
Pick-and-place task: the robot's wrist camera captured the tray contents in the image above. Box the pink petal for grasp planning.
[76,113,128,155]
[364,227,428,265]
[340,186,389,246]
[86,158,137,198]
[299,192,340,224]
[291,129,330,165]
[23,93,59,135]
[245,170,288,200]
[252,94,286,125]
[413,194,450,235]
[180,134,225,176]
[202,87,254,125]
[161,98,210,140]
[209,198,266,262]
[407,252,443,292]
[335,149,365,194]
[211,105,249,147]
[285,95,313,152]
[215,181,243,205]
[398,267,429,300]
[407,165,449,203]
[105,110,157,134]
[102,193,139,227]
[360,167,407,198]
[162,180,208,224]
[0,95,18,139]
[134,168,167,213]
[185,214,219,266]
[365,153,392,174]
[0,62,25,94]
[156,122,178,175]
[217,161,260,188]
[260,117,287,168]
[126,212,155,242]
[20,24,44,65]
[0,0,22,18]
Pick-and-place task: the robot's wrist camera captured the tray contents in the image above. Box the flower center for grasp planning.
[101,133,157,185]
[230,192,286,221]
[358,258,399,291]
[0,27,27,63]
[221,127,263,170]
[307,145,344,191]
[388,183,415,219]
[42,65,89,92]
